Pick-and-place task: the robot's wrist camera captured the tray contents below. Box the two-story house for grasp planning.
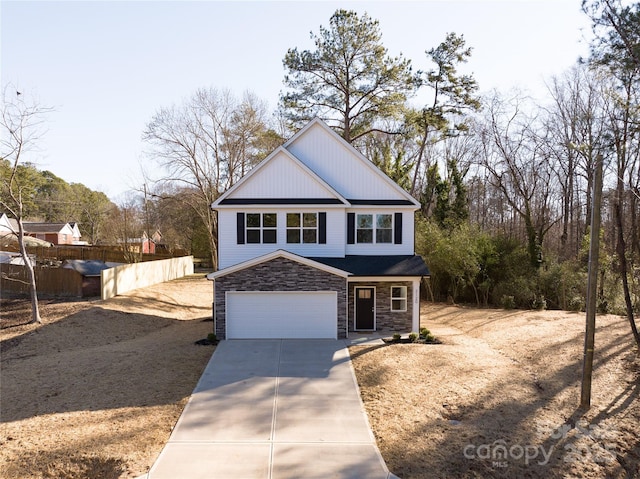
[208,118,430,339]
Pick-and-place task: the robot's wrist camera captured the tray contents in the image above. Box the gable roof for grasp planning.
[22,222,74,234]
[213,146,348,208]
[207,249,351,280]
[0,213,18,232]
[212,118,419,210]
[284,118,420,207]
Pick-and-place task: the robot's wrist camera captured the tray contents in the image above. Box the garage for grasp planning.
[226,291,337,339]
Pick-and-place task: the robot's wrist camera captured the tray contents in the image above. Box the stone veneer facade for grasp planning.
[348,281,414,334]
[213,257,347,339]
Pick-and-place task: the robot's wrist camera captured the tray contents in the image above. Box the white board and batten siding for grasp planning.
[226,291,338,339]
[285,121,412,201]
[226,150,340,200]
[217,209,345,269]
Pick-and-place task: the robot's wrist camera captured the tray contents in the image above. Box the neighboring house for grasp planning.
[0,213,53,247]
[0,213,18,234]
[68,222,88,245]
[22,222,80,245]
[117,231,160,254]
[207,118,430,340]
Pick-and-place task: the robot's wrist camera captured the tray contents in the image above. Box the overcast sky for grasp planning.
[1,0,592,201]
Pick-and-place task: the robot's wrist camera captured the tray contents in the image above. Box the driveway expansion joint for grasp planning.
[148,339,392,479]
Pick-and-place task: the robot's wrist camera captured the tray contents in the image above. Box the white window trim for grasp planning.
[390,286,408,312]
[286,212,318,244]
[356,213,393,244]
[246,213,277,244]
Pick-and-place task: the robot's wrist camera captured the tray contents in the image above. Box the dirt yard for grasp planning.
[2,281,639,479]
[0,275,215,479]
[350,303,640,479]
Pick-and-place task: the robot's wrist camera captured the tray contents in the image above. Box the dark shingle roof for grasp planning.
[309,255,430,277]
[23,222,68,233]
[62,260,116,277]
[219,198,345,205]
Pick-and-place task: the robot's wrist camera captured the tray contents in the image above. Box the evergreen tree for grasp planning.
[281,9,414,143]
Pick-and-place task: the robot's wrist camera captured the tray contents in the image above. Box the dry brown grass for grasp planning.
[350,303,640,479]
[0,275,215,479]
[3,284,639,479]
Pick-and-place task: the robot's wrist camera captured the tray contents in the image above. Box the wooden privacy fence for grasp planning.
[1,264,84,297]
[1,255,195,299]
[2,245,185,263]
[36,245,178,263]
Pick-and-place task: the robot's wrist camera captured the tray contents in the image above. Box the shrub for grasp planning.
[207,332,217,342]
[532,295,547,311]
[493,275,537,309]
[392,333,401,342]
[567,296,584,312]
[597,298,609,314]
[421,328,437,342]
[408,332,419,342]
[500,295,516,310]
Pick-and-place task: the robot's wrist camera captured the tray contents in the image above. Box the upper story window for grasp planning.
[237,212,326,245]
[356,214,392,244]
[287,213,317,243]
[246,213,277,244]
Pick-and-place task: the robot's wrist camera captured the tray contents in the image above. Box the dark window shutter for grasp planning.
[319,212,326,244]
[236,212,245,244]
[347,213,355,244]
[394,212,403,244]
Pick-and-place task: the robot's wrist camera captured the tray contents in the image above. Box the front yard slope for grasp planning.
[350,303,640,479]
[0,276,215,479]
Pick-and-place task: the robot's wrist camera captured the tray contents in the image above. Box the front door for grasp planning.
[355,287,375,330]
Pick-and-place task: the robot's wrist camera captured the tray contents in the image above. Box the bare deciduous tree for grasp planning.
[477,93,560,269]
[0,85,52,324]
[544,65,609,259]
[143,88,273,269]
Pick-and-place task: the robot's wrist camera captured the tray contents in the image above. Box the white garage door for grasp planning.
[226,291,337,339]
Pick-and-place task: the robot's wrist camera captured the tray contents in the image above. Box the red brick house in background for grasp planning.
[118,231,162,254]
[22,222,81,245]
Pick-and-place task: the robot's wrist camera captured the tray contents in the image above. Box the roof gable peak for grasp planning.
[212,146,348,208]
[284,118,419,207]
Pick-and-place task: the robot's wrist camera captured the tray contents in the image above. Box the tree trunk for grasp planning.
[614,197,640,350]
[17,219,41,324]
[524,212,542,269]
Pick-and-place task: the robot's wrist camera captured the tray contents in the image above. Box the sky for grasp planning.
[1,0,593,202]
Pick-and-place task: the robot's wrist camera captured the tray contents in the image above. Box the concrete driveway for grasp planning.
[147,339,395,479]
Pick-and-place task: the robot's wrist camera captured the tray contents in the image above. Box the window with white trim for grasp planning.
[376,214,392,243]
[356,214,393,244]
[391,286,407,311]
[246,213,277,244]
[286,213,317,243]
